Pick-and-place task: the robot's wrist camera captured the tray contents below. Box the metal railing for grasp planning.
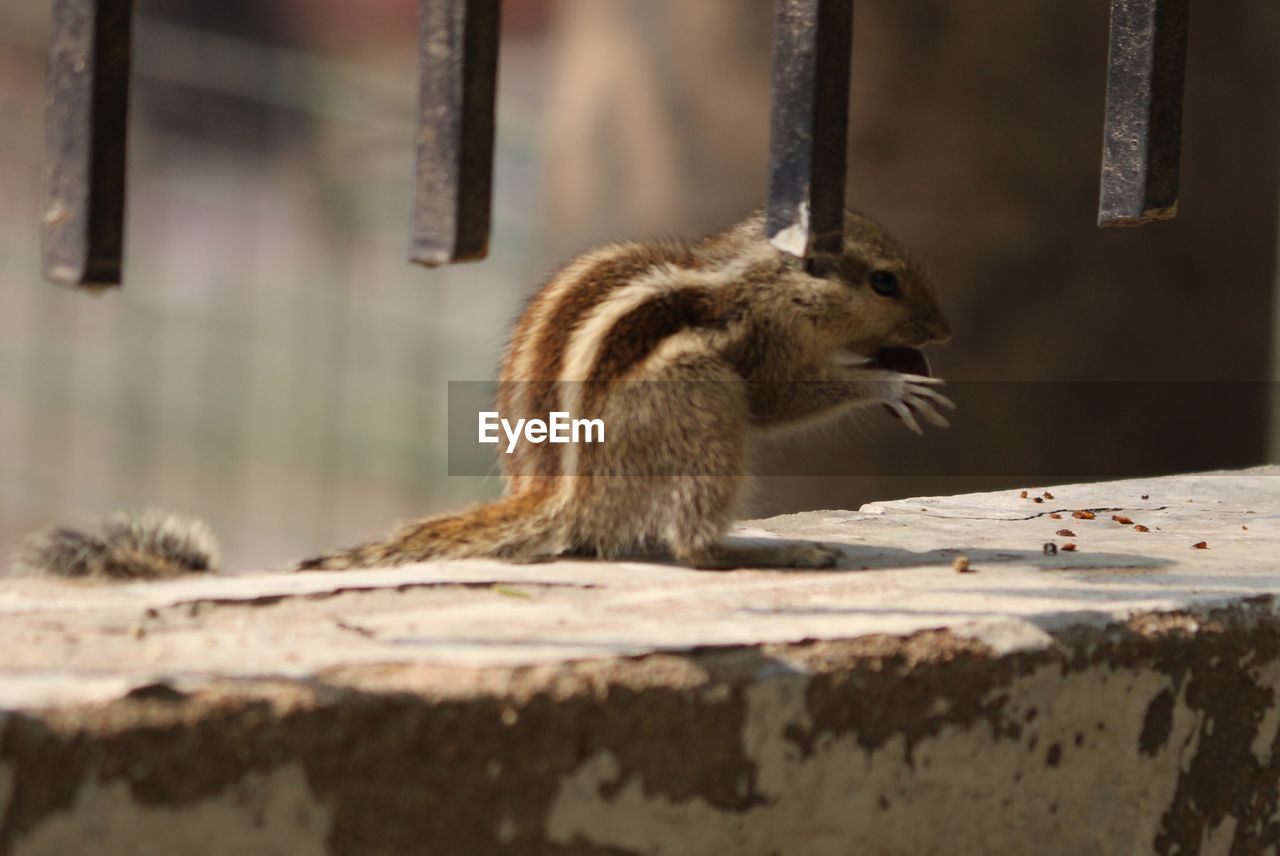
[42,0,1191,287]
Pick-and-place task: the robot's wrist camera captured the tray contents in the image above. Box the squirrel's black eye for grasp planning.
[869,270,900,297]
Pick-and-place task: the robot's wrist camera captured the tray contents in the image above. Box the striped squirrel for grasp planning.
[13,209,952,579]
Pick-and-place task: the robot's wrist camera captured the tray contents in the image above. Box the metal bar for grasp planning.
[767,0,854,258]
[410,0,501,267]
[43,0,133,287]
[1098,0,1191,227]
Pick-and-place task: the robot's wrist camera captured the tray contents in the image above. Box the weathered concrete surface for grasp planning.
[1,468,1278,854]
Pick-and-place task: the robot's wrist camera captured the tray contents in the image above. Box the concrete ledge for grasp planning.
[2,468,1278,854]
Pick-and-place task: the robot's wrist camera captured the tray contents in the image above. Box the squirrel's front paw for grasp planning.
[875,371,956,435]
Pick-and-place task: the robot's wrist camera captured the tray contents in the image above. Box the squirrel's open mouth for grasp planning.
[874,347,931,378]
[830,347,932,377]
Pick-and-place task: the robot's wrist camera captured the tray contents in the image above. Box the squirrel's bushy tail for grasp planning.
[295,489,564,571]
[11,491,563,579]
[12,511,219,580]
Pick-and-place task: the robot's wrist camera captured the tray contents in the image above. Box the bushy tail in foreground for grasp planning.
[11,491,563,580]
[296,490,562,571]
[12,510,219,580]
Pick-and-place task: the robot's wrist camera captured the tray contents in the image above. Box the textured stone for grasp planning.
[1,467,1278,854]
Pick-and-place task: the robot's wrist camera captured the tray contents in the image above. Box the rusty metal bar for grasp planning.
[1098,0,1191,227]
[43,0,133,288]
[767,0,854,258]
[410,0,501,267]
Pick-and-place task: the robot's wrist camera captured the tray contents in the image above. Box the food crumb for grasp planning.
[1112,515,1134,525]
[1141,494,1150,500]
[1043,491,1055,500]
[1056,529,1076,537]
[1192,541,1208,550]
[493,585,532,600]
[1134,525,1150,533]
[1072,510,1096,520]
[1049,513,1062,520]
[1019,491,1029,499]
[1243,525,1249,531]
[952,556,974,573]
[1033,497,1044,504]
[1043,543,1058,556]
[1061,543,1078,552]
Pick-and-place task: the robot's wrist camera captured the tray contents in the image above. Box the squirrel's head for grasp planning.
[711,209,950,366]
[790,210,950,358]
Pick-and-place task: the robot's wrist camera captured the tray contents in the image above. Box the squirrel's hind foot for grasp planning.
[676,541,841,571]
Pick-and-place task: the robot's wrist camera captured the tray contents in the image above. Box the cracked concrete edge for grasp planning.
[4,598,1280,855]
[2,588,1271,715]
[2,467,1274,710]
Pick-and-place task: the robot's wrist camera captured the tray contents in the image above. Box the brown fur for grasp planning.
[499,249,652,479]
[15,210,953,578]
[297,488,562,569]
[11,511,218,580]
[299,208,952,571]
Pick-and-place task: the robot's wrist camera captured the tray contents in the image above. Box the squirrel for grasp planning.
[11,209,952,580]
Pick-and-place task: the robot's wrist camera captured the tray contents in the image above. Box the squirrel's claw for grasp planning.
[886,375,956,433]
[914,386,956,411]
[911,397,951,429]
[898,373,945,386]
[888,400,924,435]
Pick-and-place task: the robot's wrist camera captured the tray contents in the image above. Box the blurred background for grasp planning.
[1,1,1277,569]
